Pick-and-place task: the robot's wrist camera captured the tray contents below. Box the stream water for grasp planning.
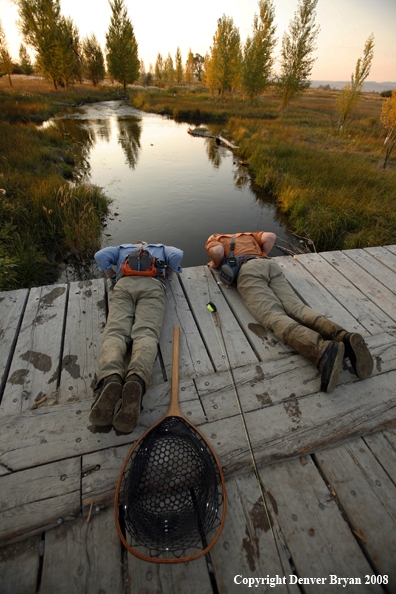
[48,100,299,279]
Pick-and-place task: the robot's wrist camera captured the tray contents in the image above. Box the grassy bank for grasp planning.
[0,77,123,290]
[132,86,396,251]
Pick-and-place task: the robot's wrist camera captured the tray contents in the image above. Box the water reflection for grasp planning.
[49,101,300,275]
[116,116,141,170]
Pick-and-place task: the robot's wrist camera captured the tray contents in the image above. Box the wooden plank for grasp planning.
[58,279,106,404]
[159,273,213,380]
[316,438,396,591]
[0,289,29,400]
[196,332,396,423]
[179,266,258,371]
[0,458,80,543]
[209,473,297,594]
[0,536,40,594]
[0,378,205,472]
[260,456,382,593]
[197,369,396,477]
[364,246,396,274]
[384,244,396,256]
[0,284,68,416]
[362,431,396,484]
[210,268,292,361]
[82,444,131,509]
[272,256,368,335]
[294,253,395,335]
[321,250,396,322]
[126,549,213,594]
[346,248,396,295]
[40,507,123,594]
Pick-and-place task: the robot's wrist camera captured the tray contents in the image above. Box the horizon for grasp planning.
[1,0,395,82]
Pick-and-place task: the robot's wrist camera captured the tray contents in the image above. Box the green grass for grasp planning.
[131,85,396,251]
[0,77,115,290]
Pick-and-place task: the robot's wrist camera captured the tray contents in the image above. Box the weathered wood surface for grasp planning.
[0,536,40,594]
[294,253,396,334]
[209,473,298,594]
[320,250,396,322]
[345,248,396,294]
[179,266,259,370]
[58,279,106,403]
[364,245,396,273]
[0,289,29,400]
[1,246,396,584]
[316,437,396,592]
[126,548,214,594]
[0,285,67,416]
[159,274,213,380]
[0,457,81,543]
[40,507,123,594]
[0,378,203,474]
[260,455,382,593]
[198,368,396,476]
[82,444,131,508]
[195,332,396,422]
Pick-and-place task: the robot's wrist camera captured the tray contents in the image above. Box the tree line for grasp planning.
[0,0,390,133]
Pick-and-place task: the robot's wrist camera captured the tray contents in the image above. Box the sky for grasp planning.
[1,0,395,82]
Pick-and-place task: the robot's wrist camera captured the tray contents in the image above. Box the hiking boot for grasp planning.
[343,332,373,379]
[112,374,145,433]
[89,374,123,426]
[318,341,345,394]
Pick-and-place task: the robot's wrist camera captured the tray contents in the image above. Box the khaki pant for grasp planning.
[97,276,165,389]
[237,259,346,366]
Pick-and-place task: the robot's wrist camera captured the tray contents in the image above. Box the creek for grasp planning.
[48,100,299,279]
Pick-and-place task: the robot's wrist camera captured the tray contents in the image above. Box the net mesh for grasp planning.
[119,416,223,558]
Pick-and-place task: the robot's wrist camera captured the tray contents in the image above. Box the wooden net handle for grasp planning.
[167,326,181,417]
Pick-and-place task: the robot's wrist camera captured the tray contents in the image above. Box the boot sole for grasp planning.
[89,383,122,426]
[112,381,142,433]
[324,343,345,394]
[347,334,374,379]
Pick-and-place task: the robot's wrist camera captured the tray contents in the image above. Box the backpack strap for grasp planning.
[229,234,236,258]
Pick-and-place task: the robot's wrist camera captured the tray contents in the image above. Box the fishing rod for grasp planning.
[206,301,291,593]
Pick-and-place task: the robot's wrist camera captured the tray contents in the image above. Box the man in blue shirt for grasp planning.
[90,241,183,433]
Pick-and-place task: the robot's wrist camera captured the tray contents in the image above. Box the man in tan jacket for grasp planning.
[206,232,373,394]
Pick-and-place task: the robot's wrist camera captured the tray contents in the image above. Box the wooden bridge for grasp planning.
[1,246,396,593]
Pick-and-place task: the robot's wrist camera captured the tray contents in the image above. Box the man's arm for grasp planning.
[207,244,225,268]
[260,232,276,255]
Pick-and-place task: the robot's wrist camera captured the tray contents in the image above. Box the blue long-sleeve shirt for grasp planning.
[94,243,183,281]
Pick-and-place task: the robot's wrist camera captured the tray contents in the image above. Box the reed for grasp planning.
[0,78,112,290]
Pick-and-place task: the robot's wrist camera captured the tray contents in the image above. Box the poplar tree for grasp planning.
[82,34,105,86]
[164,52,174,82]
[277,0,320,110]
[203,51,215,95]
[336,34,374,131]
[58,16,82,86]
[155,52,163,81]
[19,43,34,74]
[0,19,14,86]
[105,0,139,90]
[193,53,204,81]
[175,47,183,83]
[185,48,194,84]
[243,0,277,102]
[16,0,63,88]
[209,15,241,97]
